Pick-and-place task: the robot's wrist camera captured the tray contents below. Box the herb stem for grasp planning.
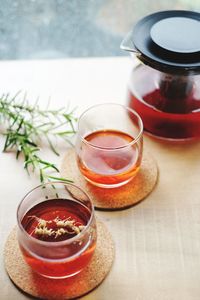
[0,93,76,183]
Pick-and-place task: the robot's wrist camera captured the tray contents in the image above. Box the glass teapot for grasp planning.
[121,10,200,140]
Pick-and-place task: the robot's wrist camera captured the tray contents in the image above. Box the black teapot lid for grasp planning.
[121,10,200,74]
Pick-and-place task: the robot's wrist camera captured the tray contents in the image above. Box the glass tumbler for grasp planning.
[75,103,143,188]
[17,182,97,279]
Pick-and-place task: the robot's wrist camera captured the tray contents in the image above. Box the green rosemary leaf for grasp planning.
[23,139,38,147]
[47,175,73,183]
[39,160,59,173]
[46,135,60,156]
[16,150,20,159]
[36,122,54,129]
[3,134,9,151]
[56,130,76,136]
[16,118,24,132]
[30,148,40,153]
[40,169,44,183]
[0,93,77,183]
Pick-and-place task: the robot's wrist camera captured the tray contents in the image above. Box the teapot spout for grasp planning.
[120,30,139,53]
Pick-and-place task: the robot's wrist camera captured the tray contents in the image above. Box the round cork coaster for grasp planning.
[4,220,115,300]
[61,148,158,210]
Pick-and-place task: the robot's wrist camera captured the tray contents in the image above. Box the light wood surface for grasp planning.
[1,57,200,300]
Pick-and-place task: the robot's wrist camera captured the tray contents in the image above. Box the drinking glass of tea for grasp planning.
[75,103,143,188]
[17,182,97,279]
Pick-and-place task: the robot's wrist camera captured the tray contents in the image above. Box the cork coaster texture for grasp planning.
[61,148,158,210]
[4,220,115,300]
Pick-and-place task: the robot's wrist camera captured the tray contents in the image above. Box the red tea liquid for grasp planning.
[20,199,96,278]
[129,65,200,139]
[77,129,141,187]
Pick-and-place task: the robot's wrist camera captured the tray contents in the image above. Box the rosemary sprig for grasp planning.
[0,93,77,183]
[30,216,85,240]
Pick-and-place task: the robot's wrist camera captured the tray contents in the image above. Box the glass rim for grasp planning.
[17,181,95,247]
[78,103,143,150]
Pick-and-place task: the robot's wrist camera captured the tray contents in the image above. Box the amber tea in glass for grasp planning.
[75,104,143,188]
[17,182,97,279]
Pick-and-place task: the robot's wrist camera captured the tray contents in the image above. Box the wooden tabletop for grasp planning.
[1,57,200,300]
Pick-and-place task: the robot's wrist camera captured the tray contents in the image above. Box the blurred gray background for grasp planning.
[0,0,199,60]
